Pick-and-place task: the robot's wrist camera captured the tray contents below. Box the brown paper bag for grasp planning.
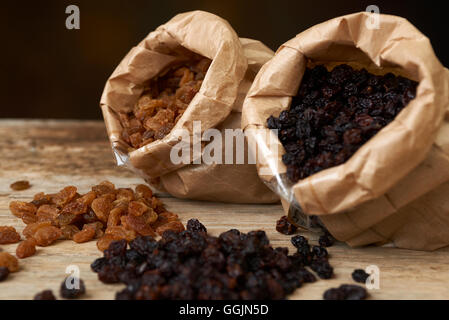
[242,12,449,249]
[100,11,279,204]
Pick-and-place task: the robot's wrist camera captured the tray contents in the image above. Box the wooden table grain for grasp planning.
[0,119,448,300]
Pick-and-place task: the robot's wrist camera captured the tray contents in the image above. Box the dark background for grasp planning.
[0,0,447,119]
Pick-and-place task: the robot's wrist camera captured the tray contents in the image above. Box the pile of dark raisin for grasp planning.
[267,64,418,182]
[91,219,336,300]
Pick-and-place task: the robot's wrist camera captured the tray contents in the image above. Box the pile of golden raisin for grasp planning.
[119,57,211,149]
[3,181,184,266]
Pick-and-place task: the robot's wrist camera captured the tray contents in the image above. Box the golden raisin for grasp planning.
[116,188,135,202]
[61,200,88,216]
[9,201,36,218]
[151,211,179,230]
[135,184,153,201]
[10,180,31,191]
[78,191,97,206]
[73,227,96,243]
[128,201,148,217]
[16,238,37,259]
[105,226,136,242]
[31,192,52,207]
[91,197,113,222]
[0,226,21,244]
[36,205,59,222]
[107,207,125,228]
[57,212,82,226]
[0,252,19,272]
[123,214,156,237]
[84,222,104,239]
[23,221,52,239]
[60,225,80,240]
[52,186,77,207]
[33,226,62,247]
[151,197,165,213]
[22,211,38,225]
[97,235,121,252]
[155,221,185,236]
[92,181,116,196]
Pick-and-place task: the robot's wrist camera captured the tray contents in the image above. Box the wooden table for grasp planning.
[0,119,448,300]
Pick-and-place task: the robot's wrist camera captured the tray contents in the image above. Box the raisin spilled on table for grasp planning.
[318,232,335,247]
[91,219,324,300]
[323,284,368,300]
[8,181,184,253]
[267,64,418,182]
[0,266,10,282]
[10,180,31,191]
[16,238,37,259]
[0,252,19,273]
[352,269,370,283]
[276,216,298,235]
[60,277,86,299]
[34,290,57,300]
[0,226,21,244]
[119,57,211,150]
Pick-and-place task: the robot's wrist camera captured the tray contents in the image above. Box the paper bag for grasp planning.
[101,11,279,204]
[242,12,449,249]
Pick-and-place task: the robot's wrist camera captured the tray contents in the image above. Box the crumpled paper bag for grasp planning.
[100,10,279,204]
[242,12,449,249]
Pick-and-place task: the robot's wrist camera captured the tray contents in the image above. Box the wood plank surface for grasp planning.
[0,119,448,300]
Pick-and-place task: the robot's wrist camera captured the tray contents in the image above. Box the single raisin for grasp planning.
[0,252,19,272]
[16,238,37,259]
[10,180,31,191]
[0,226,21,244]
[276,216,297,235]
[34,290,57,300]
[33,226,62,247]
[60,277,86,299]
[352,269,370,283]
[0,266,10,281]
[9,201,36,218]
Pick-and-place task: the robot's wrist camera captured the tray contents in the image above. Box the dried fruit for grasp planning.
[0,226,21,244]
[0,266,10,281]
[155,220,185,236]
[135,184,153,201]
[323,284,367,300]
[118,58,211,149]
[10,182,180,252]
[9,201,36,218]
[16,238,37,259]
[23,221,52,239]
[10,180,31,191]
[33,226,62,247]
[0,252,19,272]
[22,211,38,224]
[73,227,96,243]
[36,204,60,222]
[91,197,113,222]
[267,64,418,182]
[34,290,56,300]
[52,186,77,207]
[276,216,297,235]
[60,225,80,240]
[352,269,370,283]
[318,233,335,247]
[60,277,86,299]
[187,218,207,233]
[310,257,333,279]
[92,219,321,300]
